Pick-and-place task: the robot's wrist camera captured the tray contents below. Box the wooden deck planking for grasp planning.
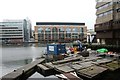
[77,65,107,78]
[37,64,49,70]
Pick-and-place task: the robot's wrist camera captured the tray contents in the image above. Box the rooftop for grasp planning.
[36,22,85,25]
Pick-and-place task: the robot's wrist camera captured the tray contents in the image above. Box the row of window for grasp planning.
[97,10,113,17]
[1,27,18,29]
[38,27,83,33]
[2,25,22,27]
[95,19,120,27]
[38,35,80,39]
[38,29,83,33]
[97,2,113,10]
[113,20,120,24]
[2,30,22,31]
[2,22,23,26]
[41,37,59,38]
[1,35,23,37]
[38,32,84,35]
[38,33,84,37]
[97,8,120,17]
[38,33,83,35]
[3,22,23,23]
[38,36,79,38]
[2,32,22,34]
[1,31,22,34]
[0,38,23,42]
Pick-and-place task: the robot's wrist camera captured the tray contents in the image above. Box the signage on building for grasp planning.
[49,46,54,51]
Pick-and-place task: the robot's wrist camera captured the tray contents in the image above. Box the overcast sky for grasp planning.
[0,0,96,30]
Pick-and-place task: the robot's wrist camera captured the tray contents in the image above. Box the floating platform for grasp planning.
[92,58,113,65]
[101,61,120,71]
[76,65,107,79]
[44,55,120,80]
[52,56,82,65]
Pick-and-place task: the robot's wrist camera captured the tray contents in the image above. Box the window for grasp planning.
[72,28,78,32]
[97,6,102,10]
[45,28,51,31]
[103,3,109,8]
[80,27,83,33]
[38,28,43,33]
[117,1,120,4]
[108,10,113,14]
[98,13,104,17]
[104,12,108,16]
[66,28,71,33]
[109,2,113,5]
[117,8,120,12]
[52,27,58,32]
[59,28,63,31]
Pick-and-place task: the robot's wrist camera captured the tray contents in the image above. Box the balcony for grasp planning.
[113,20,120,29]
[95,21,113,31]
[96,5,113,15]
[114,31,120,39]
[113,23,120,29]
[96,2,107,8]
[96,31,113,38]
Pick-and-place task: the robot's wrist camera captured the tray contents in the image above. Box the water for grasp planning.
[0,43,48,78]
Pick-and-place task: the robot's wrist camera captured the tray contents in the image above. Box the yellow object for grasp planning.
[74,47,77,54]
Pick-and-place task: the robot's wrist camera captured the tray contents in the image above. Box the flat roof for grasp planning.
[36,22,85,25]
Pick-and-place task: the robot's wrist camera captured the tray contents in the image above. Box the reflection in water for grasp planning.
[32,58,36,62]
[24,59,32,64]
[1,43,46,78]
[35,43,38,47]
[3,59,32,67]
[34,43,47,47]
[2,43,47,47]
[2,58,32,77]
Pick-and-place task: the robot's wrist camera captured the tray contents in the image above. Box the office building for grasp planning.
[0,19,32,43]
[95,0,120,45]
[34,22,87,43]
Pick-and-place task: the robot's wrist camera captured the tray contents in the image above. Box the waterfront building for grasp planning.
[95,0,120,45]
[0,19,32,43]
[34,22,87,43]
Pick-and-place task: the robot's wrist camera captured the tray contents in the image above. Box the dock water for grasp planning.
[1,58,45,80]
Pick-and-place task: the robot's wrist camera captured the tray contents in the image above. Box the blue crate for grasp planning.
[47,44,66,55]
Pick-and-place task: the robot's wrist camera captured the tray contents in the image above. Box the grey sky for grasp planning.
[0,0,96,30]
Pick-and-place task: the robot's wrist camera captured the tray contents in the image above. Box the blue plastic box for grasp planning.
[47,44,66,55]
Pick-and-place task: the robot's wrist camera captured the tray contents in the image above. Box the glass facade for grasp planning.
[2,22,23,29]
[0,19,32,43]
